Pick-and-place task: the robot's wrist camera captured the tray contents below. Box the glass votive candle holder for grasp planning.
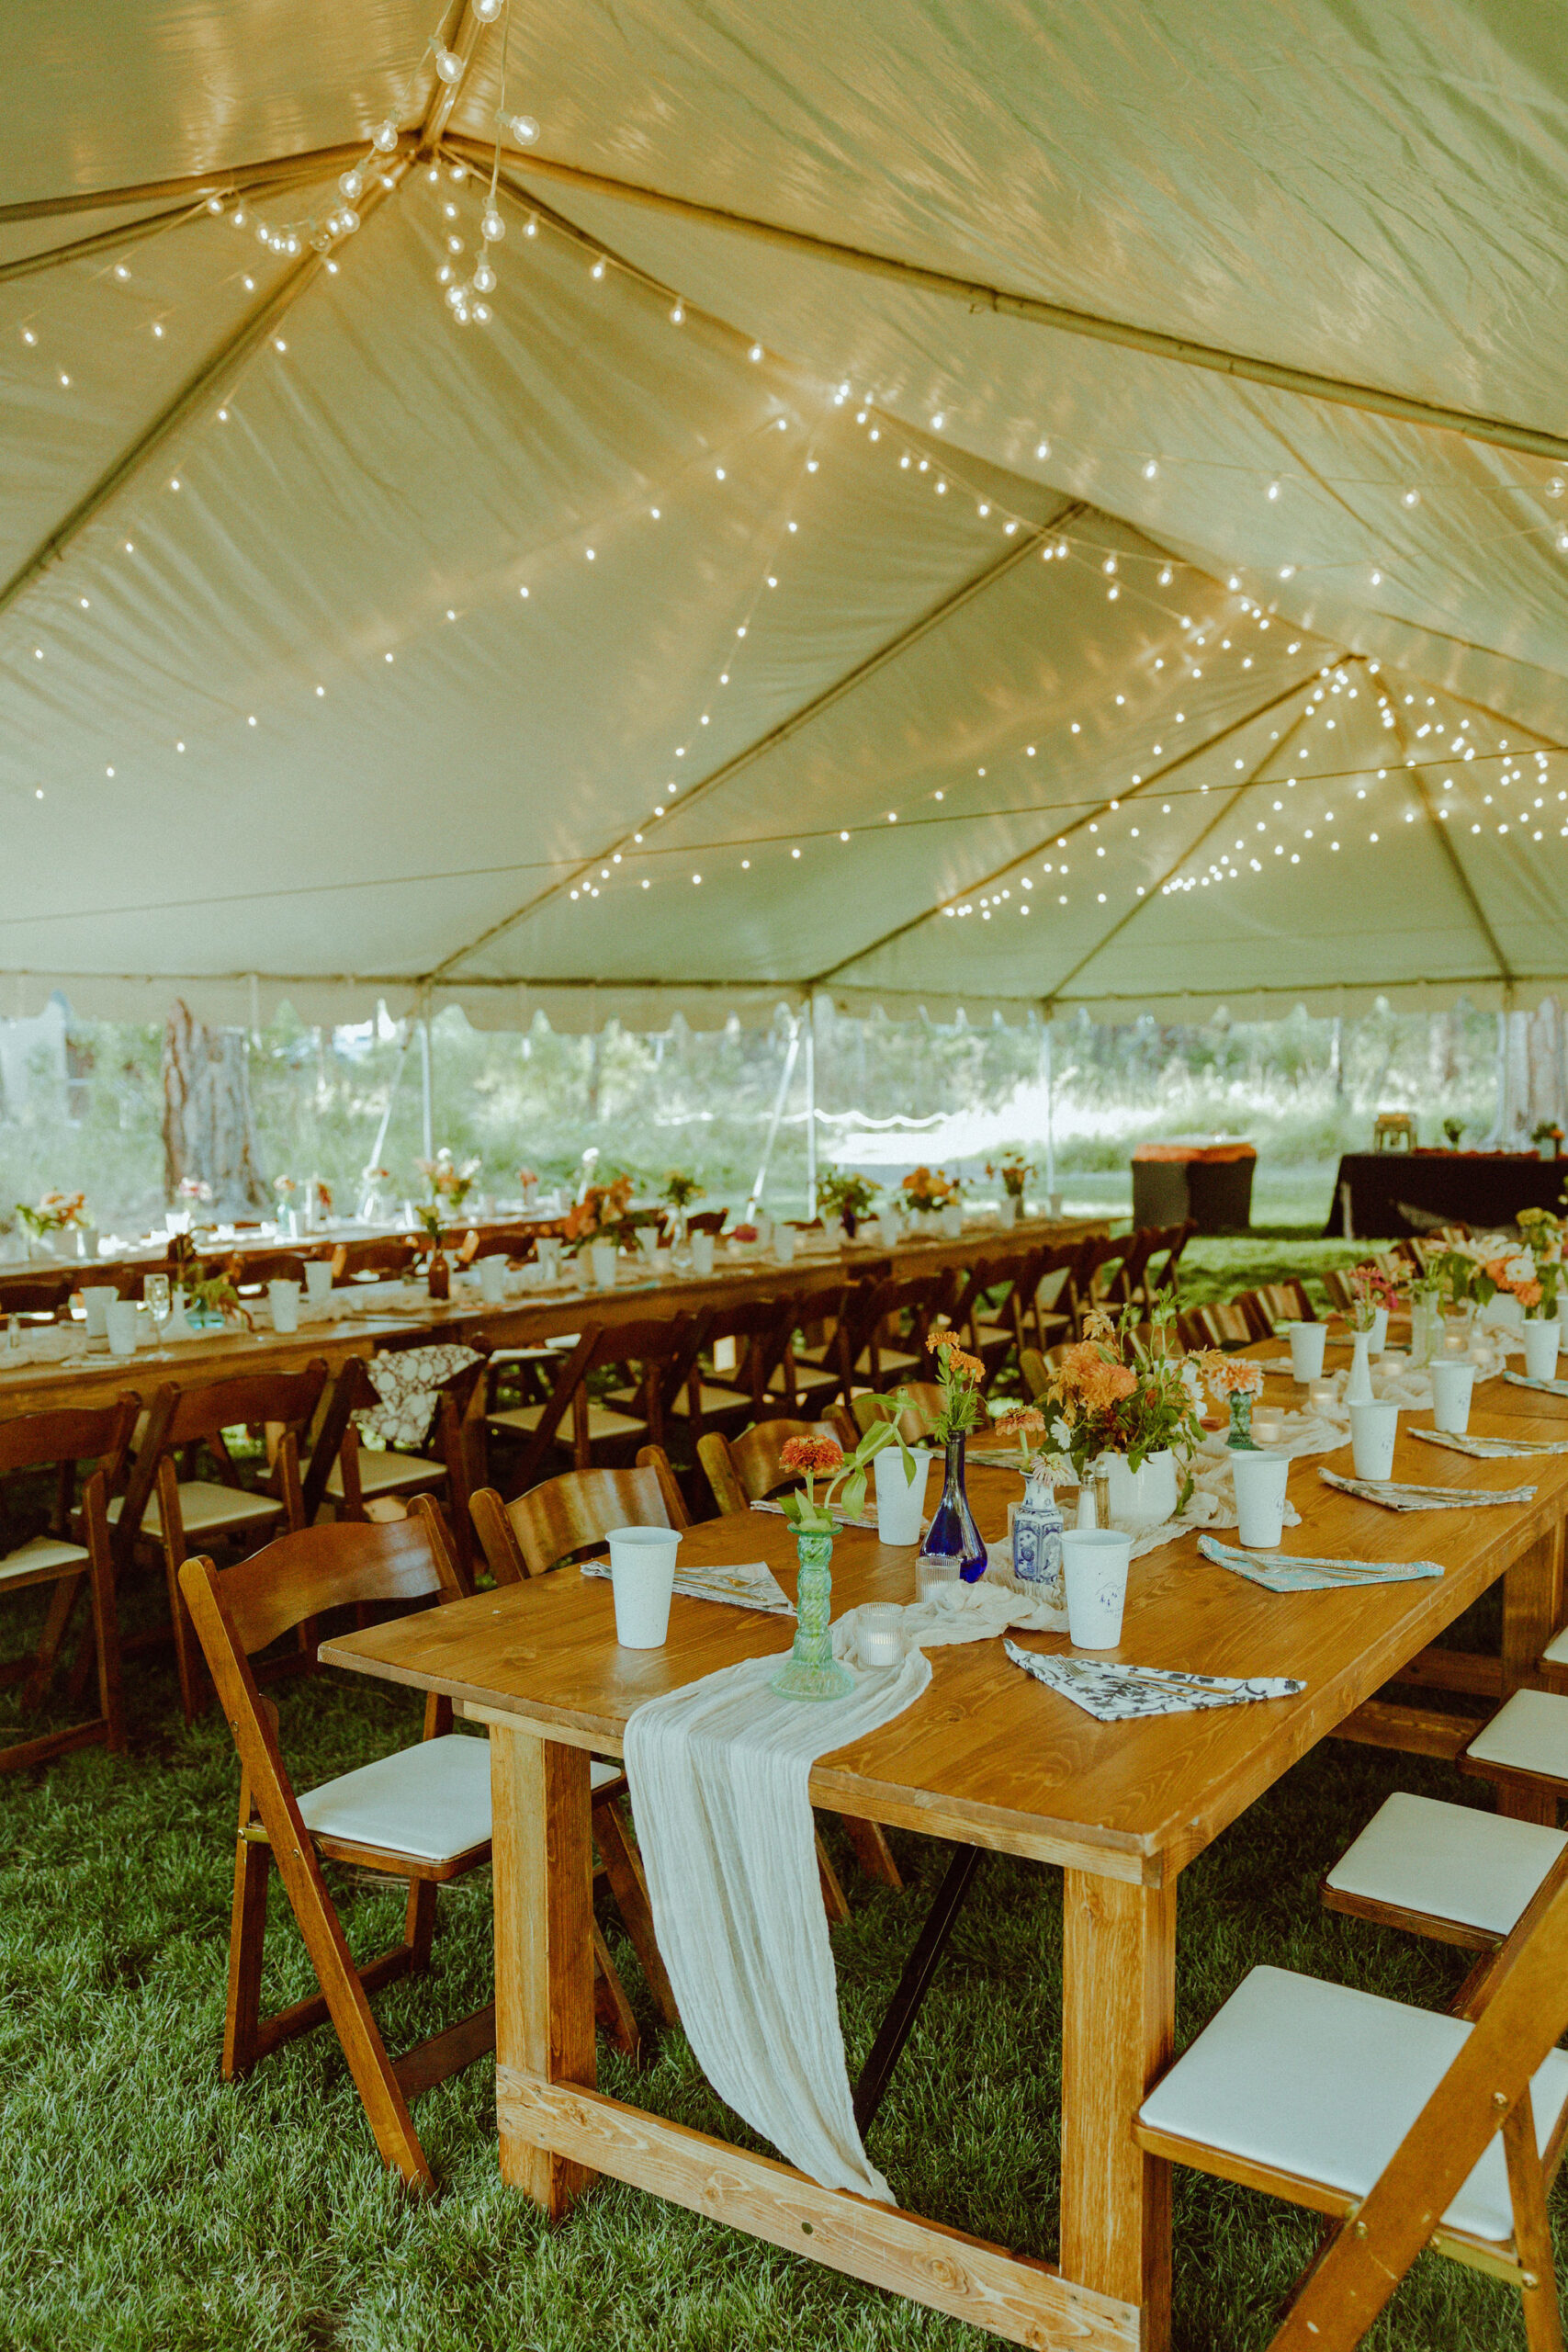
[1308,1379,1337,1412]
[1251,1412,1284,1447]
[856,1604,904,1665]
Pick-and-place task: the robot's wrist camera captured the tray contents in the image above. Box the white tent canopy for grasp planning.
[6,0,1568,1030]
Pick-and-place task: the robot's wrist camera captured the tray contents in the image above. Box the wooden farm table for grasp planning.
[0,1216,1106,1419]
[321,1377,1568,2351]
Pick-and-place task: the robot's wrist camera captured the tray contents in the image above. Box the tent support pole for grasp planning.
[804,1002,818,1220]
[1041,1021,1055,1202]
[418,1010,434,1160]
[0,186,321,288]
[747,1016,801,1219]
[363,1021,412,1202]
[458,139,1568,467]
[0,138,416,227]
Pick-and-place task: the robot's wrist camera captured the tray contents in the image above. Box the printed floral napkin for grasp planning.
[1319,1465,1537,1511]
[1196,1532,1443,1591]
[581,1555,795,1616]
[1004,1640,1303,1720]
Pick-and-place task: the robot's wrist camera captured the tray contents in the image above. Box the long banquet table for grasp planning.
[319,1338,1568,2351]
[0,1216,1108,1419]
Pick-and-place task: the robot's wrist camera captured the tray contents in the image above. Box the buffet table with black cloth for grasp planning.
[1131,1139,1256,1233]
[1326,1150,1567,1238]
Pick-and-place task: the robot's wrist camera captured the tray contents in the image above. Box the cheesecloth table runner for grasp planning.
[622,1577,1066,2202]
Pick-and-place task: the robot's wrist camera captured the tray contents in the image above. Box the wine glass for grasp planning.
[143,1272,171,1358]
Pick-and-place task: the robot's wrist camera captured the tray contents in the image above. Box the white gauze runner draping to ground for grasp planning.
[622,1578,1067,2203]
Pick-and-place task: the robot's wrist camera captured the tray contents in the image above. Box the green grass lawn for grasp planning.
[0,1230,1554,2351]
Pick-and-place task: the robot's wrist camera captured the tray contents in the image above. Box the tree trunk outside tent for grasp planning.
[161,1000,267,1214]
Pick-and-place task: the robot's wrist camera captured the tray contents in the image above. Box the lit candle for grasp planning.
[1252,1413,1284,1447]
[1308,1379,1337,1412]
[857,1603,905,1664]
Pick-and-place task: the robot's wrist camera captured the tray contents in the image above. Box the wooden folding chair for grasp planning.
[333,1236,423,1283]
[109,1363,328,1722]
[1176,1300,1254,1351]
[1143,1219,1196,1303]
[0,1397,137,1771]
[0,1270,78,1321]
[486,1314,702,1498]
[949,1250,1044,1379]
[813,1271,953,1405]
[1137,1844,1568,2350]
[695,1416,858,1517]
[641,1295,799,1446]
[846,1384,947,1445]
[180,1502,641,2193]
[304,1341,491,1585]
[222,1248,311,1293]
[1248,1277,1318,1331]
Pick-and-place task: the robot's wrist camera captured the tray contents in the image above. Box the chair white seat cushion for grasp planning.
[1466,1687,1568,1783]
[764,1363,841,1398]
[325,1448,445,1498]
[0,1533,90,1588]
[1541,1625,1568,1668]
[1139,1964,1568,2245]
[1325,1792,1566,1938]
[107,1480,283,1535]
[487,1399,648,1443]
[297,1733,619,1863]
[609,1381,748,1422]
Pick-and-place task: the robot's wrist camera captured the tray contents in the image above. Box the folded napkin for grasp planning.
[832,1575,1066,1668]
[1004,1640,1303,1720]
[1503,1369,1568,1401]
[1414,1427,1568,1461]
[1320,1465,1537,1511]
[581,1555,795,1617]
[1196,1532,1442,1590]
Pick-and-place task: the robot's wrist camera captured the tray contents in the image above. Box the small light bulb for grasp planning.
[512,114,539,143]
[114,263,130,281]
[338,206,359,232]
[1402,488,1419,507]
[1035,439,1050,458]
[670,300,684,322]
[372,120,399,152]
[206,195,223,214]
[1143,458,1157,479]
[481,209,504,242]
[434,45,463,83]
[525,214,537,235]
[591,256,605,279]
[475,0,502,18]
[474,261,495,292]
[474,302,491,322]
[447,233,464,253]
[340,170,364,200]
[749,342,762,361]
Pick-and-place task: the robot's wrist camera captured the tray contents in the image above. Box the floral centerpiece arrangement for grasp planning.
[771,1412,919,1702]
[14,1191,88,1250]
[1195,1349,1266,1450]
[1532,1122,1565,1160]
[1045,1301,1203,1484]
[1440,1225,1563,1321]
[166,1238,249,1327]
[897,1165,961,1216]
[986,1155,1034,1201]
[818,1170,879,1238]
[914,1329,992,1579]
[1348,1261,1402,1331]
[661,1170,705,1211]
[412,1150,480,1298]
[563,1174,635,1252]
[1441,1118,1466,1148]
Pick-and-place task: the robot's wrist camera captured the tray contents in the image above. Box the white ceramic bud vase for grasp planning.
[1344,1329,1375,1408]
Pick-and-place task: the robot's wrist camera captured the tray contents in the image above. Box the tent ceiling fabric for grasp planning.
[5,1,1568,1030]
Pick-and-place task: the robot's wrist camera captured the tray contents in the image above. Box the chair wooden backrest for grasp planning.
[847,1383,947,1444]
[1064,1233,1122,1329]
[949,1250,1040,1354]
[1020,1342,1077,1403]
[333,1236,423,1283]
[689,1294,797,1420]
[1143,1842,1568,2350]
[1099,1227,1159,1309]
[696,1417,856,1516]
[223,1249,311,1292]
[833,1270,953,1397]
[303,1340,491,1577]
[1144,1220,1196,1301]
[0,1394,141,1563]
[1176,1301,1254,1351]
[1321,1266,1357,1317]
[1247,1279,1316,1332]
[0,1269,82,1319]
[497,1313,702,1498]
[113,1362,329,1566]
[471,1454,690,1583]
[686,1207,728,1237]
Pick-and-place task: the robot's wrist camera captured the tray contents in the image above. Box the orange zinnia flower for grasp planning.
[779,1436,844,1476]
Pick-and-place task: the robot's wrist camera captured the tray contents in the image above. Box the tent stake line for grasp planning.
[452,138,1568,468]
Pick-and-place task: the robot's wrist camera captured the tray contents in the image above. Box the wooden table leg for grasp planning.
[1060,1869,1177,2351]
[490,1723,596,2213]
[1499,1523,1565,1825]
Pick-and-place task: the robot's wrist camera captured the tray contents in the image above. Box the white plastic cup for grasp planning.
[1232,1451,1290,1548]
[1349,1400,1399,1480]
[164,1210,190,1238]
[607,1525,681,1647]
[304,1258,333,1310]
[590,1240,617,1291]
[751,1215,773,1252]
[874,1447,932,1545]
[477,1253,506,1305]
[536,1237,560,1283]
[106,1300,140,1357]
[637,1227,660,1262]
[691,1231,716,1277]
[267,1278,301,1334]
[1523,1318,1562,1381]
[81,1284,118,1339]
[1431,1359,1476,1435]
[773,1225,797,1266]
[1287,1321,1328,1382]
[1062,1528,1133,1650]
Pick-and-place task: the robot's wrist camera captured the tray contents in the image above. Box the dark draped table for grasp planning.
[1325,1150,1567,1239]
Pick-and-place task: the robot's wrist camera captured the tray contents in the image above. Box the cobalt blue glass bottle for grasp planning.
[918,1433,988,1582]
